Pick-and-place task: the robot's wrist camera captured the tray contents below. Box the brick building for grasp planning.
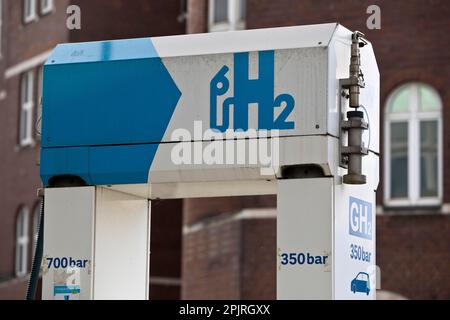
[0,0,449,300]
[0,0,185,299]
[182,0,450,299]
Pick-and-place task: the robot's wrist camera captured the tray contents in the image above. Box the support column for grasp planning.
[42,186,151,300]
[277,178,333,299]
[277,178,376,300]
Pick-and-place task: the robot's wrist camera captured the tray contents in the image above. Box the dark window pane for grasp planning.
[390,122,408,198]
[214,0,228,23]
[420,121,438,197]
[20,110,27,142]
[19,245,23,271]
[19,211,24,236]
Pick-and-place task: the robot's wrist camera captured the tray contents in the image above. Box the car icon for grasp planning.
[351,272,370,295]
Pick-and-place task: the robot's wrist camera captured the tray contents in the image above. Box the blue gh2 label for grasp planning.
[349,197,373,240]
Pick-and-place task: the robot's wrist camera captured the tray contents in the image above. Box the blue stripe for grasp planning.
[40,38,180,186]
[46,38,159,65]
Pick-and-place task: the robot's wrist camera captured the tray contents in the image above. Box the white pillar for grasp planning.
[277,178,376,300]
[42,186,151,300]
[277,178,333,299]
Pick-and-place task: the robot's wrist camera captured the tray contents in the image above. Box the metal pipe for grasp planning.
[342,31,368,185]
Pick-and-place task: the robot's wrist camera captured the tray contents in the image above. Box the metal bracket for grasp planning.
[341,117,369,130]
[338,79,350,169]
[340,77,365,90]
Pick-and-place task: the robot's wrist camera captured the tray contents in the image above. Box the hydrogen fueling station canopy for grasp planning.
[37,23,379,300]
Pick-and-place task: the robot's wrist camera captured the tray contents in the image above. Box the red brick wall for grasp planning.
[184,196,276,225]
[0,278,28,300]
[241,218,276,299]
[182,218,242,299]
[5,0,70,66]
[377,214,450,299]
[70,0,185,42]
[150,199,183,300]
[187,0,207,33]
[182,197,276,299]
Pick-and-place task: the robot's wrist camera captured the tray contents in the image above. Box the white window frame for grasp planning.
[36,65,43,140]
[15,207,30,277]
[24,0,37,24]
[40,0,54,15]
[20,70,35,147]
[209,0,246,32]
[32,203,41,258]
[384,83,443,207]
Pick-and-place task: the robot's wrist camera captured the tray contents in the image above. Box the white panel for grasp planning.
[359,43,380,154]
[333,183,376,300]
[150,135,335,185]
[277,178,333,299]
[93,187,150,300]
[159,47,328,144]
[149,179,277,199]
[274,48,328,136]
[42,187,95,300]
[152,23,338,57]
[104,180,276,200]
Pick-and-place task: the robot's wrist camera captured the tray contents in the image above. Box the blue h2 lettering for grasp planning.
[349,197,373,240]
[210,50,295,132]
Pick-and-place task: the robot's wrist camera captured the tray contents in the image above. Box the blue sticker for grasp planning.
[349,197,373,240]
[54,285,80,300]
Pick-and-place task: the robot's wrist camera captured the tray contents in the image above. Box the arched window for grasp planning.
[384,83,442,206]
[15,206,30,277]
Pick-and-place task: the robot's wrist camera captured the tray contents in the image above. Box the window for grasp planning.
[40,0,53,15]
[16,207,30,277]
[24,0,37,24]
[20,70,35,146]
[209,0,246,32]
[384,83,442,207]
[32,202,41,257]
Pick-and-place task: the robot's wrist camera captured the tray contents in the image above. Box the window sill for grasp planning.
[381,204,444,215]
[209,21,246,32]
[23,16,38,25]
[17,140,36,150]
[14,272,28,279]
[384,197,441,207]
[40,8,54,16]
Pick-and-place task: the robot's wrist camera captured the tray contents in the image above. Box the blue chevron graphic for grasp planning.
[40,38,181,186]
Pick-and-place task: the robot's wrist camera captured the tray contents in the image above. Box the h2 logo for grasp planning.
[210,50,295,132]
[349,197,373,240]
